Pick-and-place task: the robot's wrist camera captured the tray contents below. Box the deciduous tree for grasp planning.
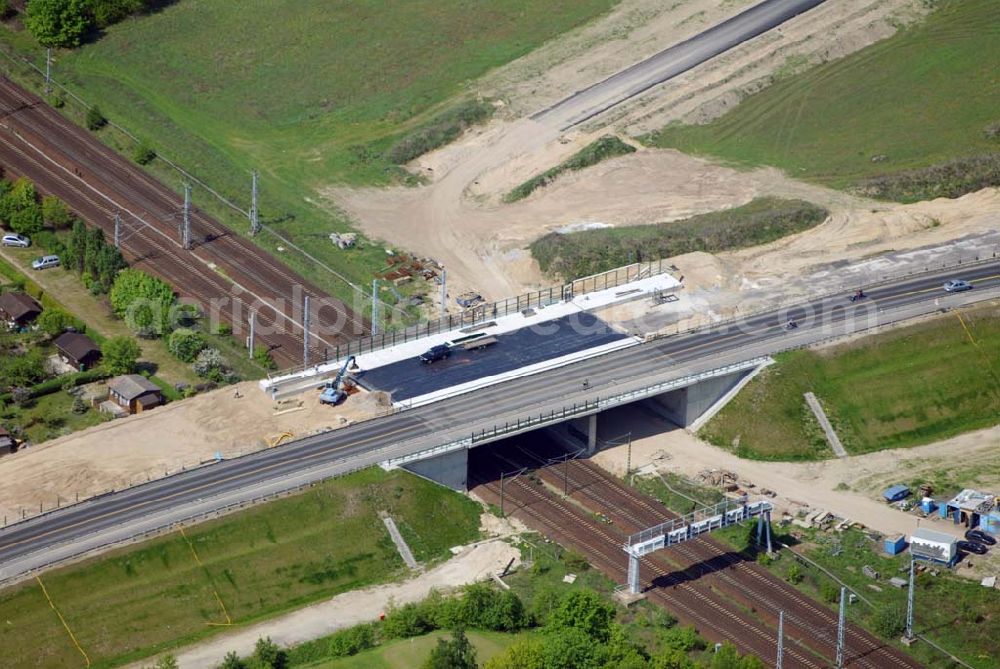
[421,628,477,669]
[41,195,72,228]
[110,268,174,336]
[25,0,89,48]
[101,335,140,375]
[36,308,74,337]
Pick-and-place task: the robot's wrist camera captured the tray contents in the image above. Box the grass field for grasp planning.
[530,197,827,279]
[0,0,617,311]
[702,304,1000,460]
[647,0,1000,196]
[0,468,481,668]
[307,630,522,669]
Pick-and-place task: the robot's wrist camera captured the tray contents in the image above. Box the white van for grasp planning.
[31,255,60,270]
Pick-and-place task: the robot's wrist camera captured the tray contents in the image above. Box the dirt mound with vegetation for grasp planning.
[530,197,828,279]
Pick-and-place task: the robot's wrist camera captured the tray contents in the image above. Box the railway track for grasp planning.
[0,76,367,367]
[468,448,824,668]
[473,438,922,669]
[535,450,920,669]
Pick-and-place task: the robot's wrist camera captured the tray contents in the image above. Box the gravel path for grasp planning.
[134,539,518,669]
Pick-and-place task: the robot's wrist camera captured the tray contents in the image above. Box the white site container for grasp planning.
[909,528,957,564]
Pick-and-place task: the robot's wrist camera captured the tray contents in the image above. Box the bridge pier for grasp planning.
[400,447,469,491]
[645,367,756,428]
[545,413,599,454]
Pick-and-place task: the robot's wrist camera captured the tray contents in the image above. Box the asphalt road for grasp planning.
[1,260,998,581]
[533,0,828,129]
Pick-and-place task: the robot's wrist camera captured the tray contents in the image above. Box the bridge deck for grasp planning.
[358,312,628,402]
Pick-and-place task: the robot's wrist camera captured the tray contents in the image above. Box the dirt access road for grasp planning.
[591,405,1000,544]
[0,77,367,367]
[329,0,994,316]
[0,383,388,523]
[135,537,520,669]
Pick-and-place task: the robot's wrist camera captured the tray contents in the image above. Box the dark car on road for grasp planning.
[419,344,451,364]
[957,540,988,555]
[966,529,996,546]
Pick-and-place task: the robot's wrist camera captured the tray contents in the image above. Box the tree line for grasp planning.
[23,0,154,48]
[186,584,766,669]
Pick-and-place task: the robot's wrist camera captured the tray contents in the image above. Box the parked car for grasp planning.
[31,255,60,270]
[942,279,973,292]
[1,233,30,248]
[957,540,988,555]
[966,529,996,546]
[419,344,451,364]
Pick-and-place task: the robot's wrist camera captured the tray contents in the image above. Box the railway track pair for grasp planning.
[0,76,367,366]
[468,440,921,669]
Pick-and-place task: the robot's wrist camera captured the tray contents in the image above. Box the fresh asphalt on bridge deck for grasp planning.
[2,260,999,580]
[359,313,628,401]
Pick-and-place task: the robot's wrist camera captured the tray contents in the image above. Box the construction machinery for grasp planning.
[320,356,357,405]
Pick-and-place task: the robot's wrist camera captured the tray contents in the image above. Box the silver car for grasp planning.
[942,279,972,292]
[1,233,30,248]
[31,255,60,270]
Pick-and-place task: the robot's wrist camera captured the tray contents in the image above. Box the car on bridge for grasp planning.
[419,344,452,364]
[943,279,973,292]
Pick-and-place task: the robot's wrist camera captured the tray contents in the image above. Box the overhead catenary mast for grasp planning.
[181,183,192,249]
[249,170,261,236]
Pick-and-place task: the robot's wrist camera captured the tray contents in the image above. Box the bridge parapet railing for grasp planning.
[269,260,672,380]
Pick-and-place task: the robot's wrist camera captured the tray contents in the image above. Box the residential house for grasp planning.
[54,332,102,371]
[107,374,163,415]
[0,292,42,328]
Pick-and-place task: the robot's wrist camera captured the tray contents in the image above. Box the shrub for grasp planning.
[252,345,276,371]
[133,141,156,165]
[853,153,1000,202]
[36,308,75,337]
[386,99,493,164]
[659,625,706,652]
[327,624,375,657]
[90,0,145,28]
[101,335,140,375]
[452,584,529,632]
[530,197,828,279]
[33,230,66,256]
[10,205,43,235]
[41,195,72,228]
[193,347,232,383]
[819,580,840,604]
[168,328,206,363]
[872,605,906,638]
[548,589,615,642]
[110,268,174,336]
[381,601,435,639]
[86,105,107,131]
[506,135,636,202]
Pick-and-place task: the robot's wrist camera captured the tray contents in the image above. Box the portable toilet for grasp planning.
[884,534,906,556]
[920,498,936,514]
[939,504,949,519]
